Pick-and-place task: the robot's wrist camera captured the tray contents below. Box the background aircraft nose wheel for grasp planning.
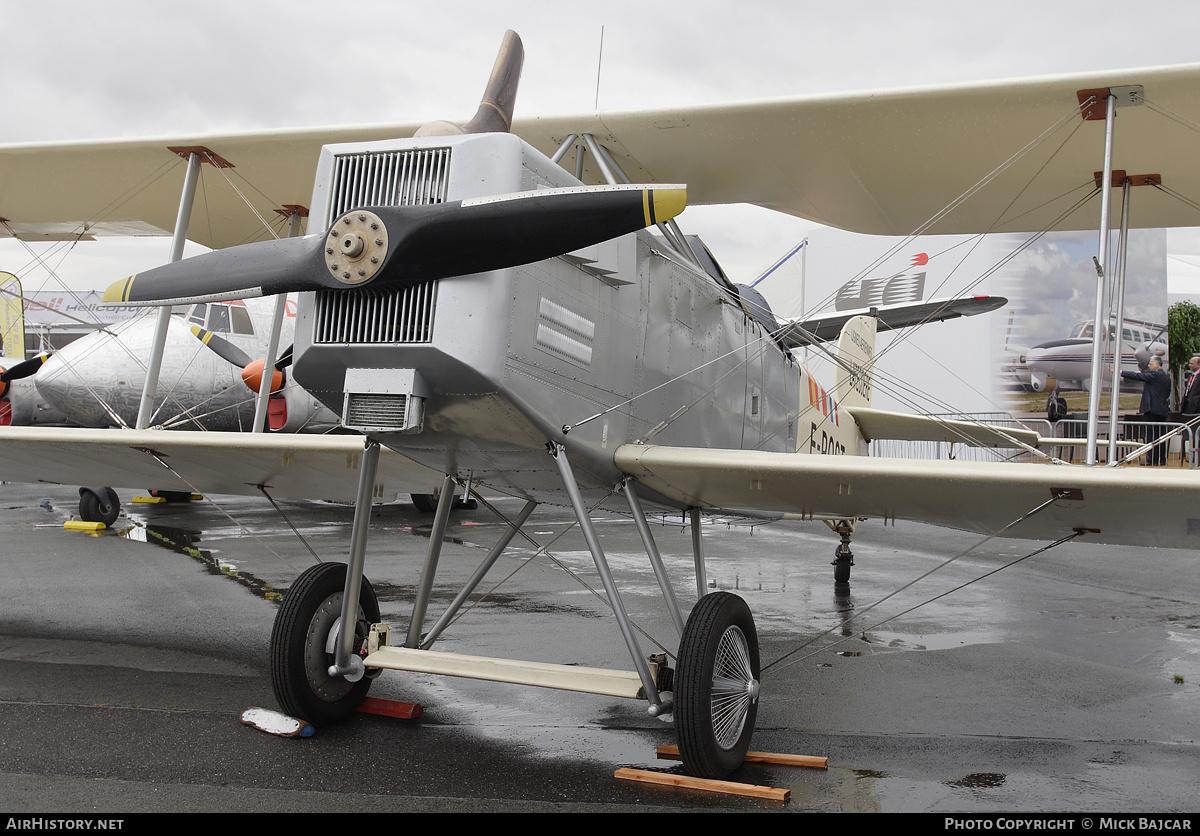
[411,492,477,512]
[270,562,380,726]
[1047,395,1068,422]
[832,542,854,583]
[675,592,760,779]
[78,487,119,526]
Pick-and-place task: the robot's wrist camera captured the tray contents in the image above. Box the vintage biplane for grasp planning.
[2,31,1200,778]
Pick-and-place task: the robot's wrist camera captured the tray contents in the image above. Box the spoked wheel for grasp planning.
[270,562,379,726]
[675,592,760,779]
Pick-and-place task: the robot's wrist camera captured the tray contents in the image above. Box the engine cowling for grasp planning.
[1030,371,1056,393]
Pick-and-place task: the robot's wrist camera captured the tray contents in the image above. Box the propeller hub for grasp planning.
[325,210,388,285]
[339,233,365,259]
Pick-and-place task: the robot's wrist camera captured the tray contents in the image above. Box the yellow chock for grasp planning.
[64,520,106,532]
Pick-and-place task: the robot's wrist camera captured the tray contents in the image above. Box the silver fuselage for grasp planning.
[292,133,803,507]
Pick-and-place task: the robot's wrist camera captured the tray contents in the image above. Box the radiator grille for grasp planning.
[328,147,451,217]
[314,285,436,344]
[344,393,409,429]
[317,147,449,344]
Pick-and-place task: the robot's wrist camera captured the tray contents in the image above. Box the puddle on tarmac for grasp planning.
[947,772,1007,788]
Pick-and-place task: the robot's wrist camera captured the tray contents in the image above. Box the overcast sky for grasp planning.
[3,0,1199,412]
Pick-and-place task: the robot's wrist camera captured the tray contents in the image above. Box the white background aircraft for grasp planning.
[3,6,1200,783]
[28,295,342,432]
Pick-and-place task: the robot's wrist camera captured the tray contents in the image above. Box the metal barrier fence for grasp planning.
[869,413,1198,468]
[1048,418,1197,468]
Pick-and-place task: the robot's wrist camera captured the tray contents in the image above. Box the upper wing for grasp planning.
[780,295,1007,347]
[615,444,1200,550]
[0,426,442,502]
[0,125,422,250]
[4,64,1199,246]
[519,63,1200,235]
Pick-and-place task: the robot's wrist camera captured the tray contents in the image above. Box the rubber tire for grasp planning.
[79,489,119,526]
[1048,395,1067,422]
[675,592,760,779]
[411,493,438,513]
[270,562,380,726]
[834,557,852,583]
[150,490,192,503]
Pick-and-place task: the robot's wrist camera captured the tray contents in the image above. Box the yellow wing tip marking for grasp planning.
[103,276,135,303]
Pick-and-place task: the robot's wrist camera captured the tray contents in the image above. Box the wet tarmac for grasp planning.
[0,481,1197,813]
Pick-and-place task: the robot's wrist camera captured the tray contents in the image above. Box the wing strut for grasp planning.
[1106,177,1133,457]
[550,443,667,715]
[136,151,202,429]
[251,207,306,433]
[1082,86,1148,464]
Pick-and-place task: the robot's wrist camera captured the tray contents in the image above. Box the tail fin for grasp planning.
[835,314,876,409]
[0,272,26,362]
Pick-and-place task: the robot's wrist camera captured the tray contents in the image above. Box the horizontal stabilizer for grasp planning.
[616,443,1200,550]
[846,407,1041,448]
[780,295,1007,347]
[103,184,686,306]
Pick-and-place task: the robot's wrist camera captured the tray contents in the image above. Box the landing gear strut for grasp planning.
[1047,393,1068,422]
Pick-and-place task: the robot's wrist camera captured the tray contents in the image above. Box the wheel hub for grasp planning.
[304,593,357,701]
[711,624,756,750]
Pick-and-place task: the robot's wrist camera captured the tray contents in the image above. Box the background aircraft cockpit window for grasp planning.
[206,304,231,334]
[230,305,254,335]
[198,303,255,335]
[187,303,208,327]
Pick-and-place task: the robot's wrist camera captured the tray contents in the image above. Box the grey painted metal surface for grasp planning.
[292,131,799,511]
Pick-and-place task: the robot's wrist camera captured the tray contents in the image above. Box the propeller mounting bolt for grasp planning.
[339,233,365,259]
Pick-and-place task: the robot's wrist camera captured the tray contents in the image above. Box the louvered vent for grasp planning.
[328,147,451,218]
[316,147,450,344]
[344,393,411,431]
[314,285,436,344]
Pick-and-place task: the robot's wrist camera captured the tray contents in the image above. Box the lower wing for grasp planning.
[0,426,441,502]
[616,444,1199,549]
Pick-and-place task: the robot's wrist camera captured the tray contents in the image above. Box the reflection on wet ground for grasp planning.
[118,518,281,601]
[114,490,1200,712]
[4,484,1199,811]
